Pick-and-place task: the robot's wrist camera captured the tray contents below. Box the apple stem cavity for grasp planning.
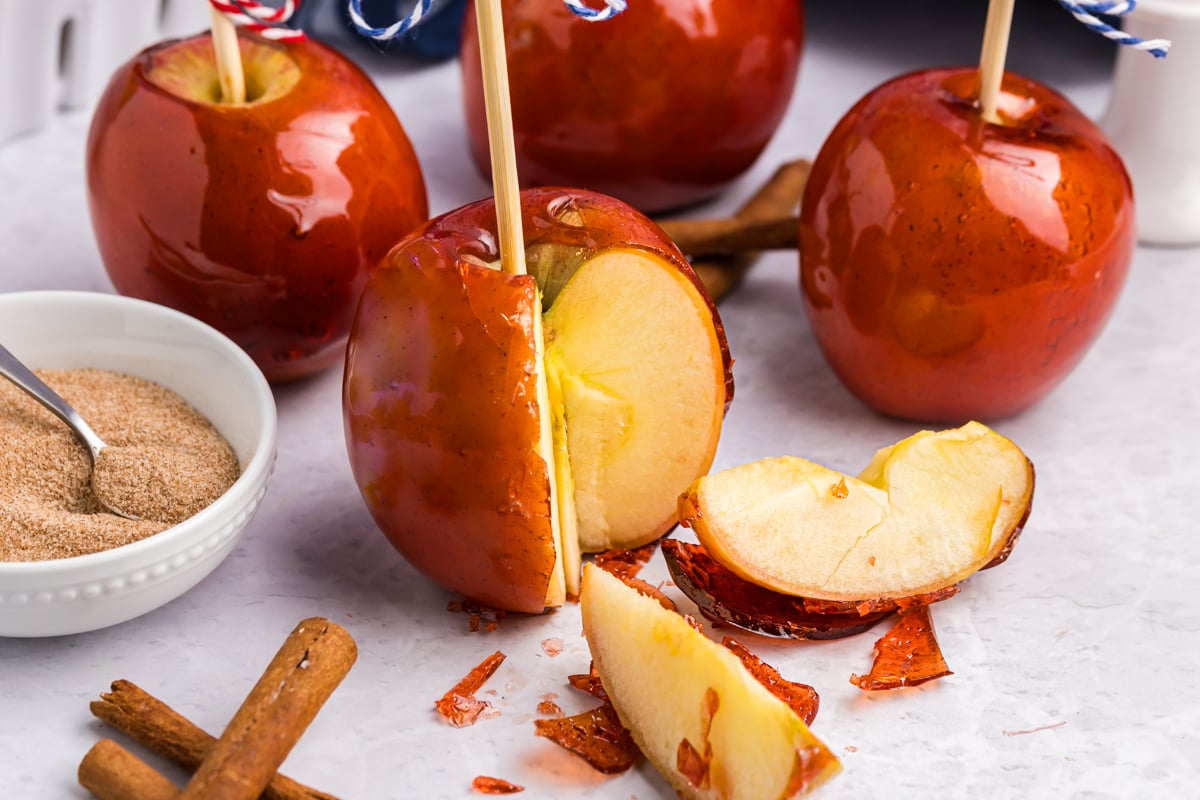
[977,0,1016,124]
[474,0,527,276]
[209,2,247,104]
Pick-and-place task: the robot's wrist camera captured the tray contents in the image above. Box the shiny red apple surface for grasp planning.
[800,68,1135,421]
[461,0,804,214]
[87,33,428,382]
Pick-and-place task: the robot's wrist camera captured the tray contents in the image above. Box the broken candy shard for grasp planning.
[850,606,953,691]
[722,637,820,726]
[436,650,507,725]
[592,541,658,581]
[533,701,639,774]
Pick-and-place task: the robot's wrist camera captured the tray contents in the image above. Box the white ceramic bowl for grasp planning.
[0,291,277,637]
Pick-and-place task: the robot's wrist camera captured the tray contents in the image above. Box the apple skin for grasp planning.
[87,33,428,382]
[343,188,732,613]
[800,68,1135,421]
[461,0,804,214]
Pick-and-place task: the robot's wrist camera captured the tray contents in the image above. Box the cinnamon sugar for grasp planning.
[0,368,239,561]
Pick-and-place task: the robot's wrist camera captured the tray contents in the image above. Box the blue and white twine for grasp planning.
[344,1,1168,55]
[1056,1,1171,57]
[347,0,627,42]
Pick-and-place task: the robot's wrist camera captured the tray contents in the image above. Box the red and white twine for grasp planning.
[208,0,306,42]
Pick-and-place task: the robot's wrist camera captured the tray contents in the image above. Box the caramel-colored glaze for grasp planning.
[533,701,640,774]
[661,539,890,641]
[86,33,427,382]
[800,68,1135,421]
[344,188,732,614]
[849,606,953,691]
[461,0,803,213]
[344,250,554,614]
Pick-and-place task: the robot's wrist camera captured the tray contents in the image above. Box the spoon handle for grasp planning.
[0,344,108,461]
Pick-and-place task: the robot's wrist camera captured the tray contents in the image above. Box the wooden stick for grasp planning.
[209,2,246,104]
[978,0,1016,123]
[656,216,800,256]
[474,0,526,276]
[177,618,357,800]
[79,739,178,800]
[689,159,811,303]
[90,680,338,800]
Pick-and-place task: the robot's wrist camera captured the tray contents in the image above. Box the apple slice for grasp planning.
[344,188,731,613]
[580,565,841,798]
[678,422,1034,602]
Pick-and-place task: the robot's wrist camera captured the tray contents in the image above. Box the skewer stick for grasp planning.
[978,0,1016,124]
[474,0,527,275]
[209,3,246,104]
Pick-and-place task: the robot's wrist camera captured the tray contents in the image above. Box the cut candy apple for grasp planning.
[580,565,840,799]
[679,422,1033,602]
[344,189,731,613]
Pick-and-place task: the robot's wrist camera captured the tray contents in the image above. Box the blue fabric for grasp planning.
[295,0,468,60]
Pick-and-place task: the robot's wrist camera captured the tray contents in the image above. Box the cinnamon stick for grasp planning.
[684,159,811,303]
[656,215,799,257]
[177,617,357,800]
[78,739,177,800]
[90,680,337,800]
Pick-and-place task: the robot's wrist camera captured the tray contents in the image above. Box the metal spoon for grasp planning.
[0,343,140,520]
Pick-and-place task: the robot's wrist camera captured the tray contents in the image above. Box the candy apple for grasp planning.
[678,422,1034,602]
[343,188,732,613]
[580,565,841,798]
[800,68,1135,421]
[87,32,428,382]
[460,0,804,213]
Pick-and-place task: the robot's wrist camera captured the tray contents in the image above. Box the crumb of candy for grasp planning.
[472,776,524,794]
[447,600,508,632]
[537,699,564,717]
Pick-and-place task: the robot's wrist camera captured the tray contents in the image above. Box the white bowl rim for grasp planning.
[0,289,278,579]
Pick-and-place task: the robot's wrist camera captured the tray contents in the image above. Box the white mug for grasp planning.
[1103,0,1200,246]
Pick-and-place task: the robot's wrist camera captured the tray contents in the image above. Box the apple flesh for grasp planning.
[581,565,841,798]
[87,32,428,381]
[678,422,1034,602]
[460,0,804,213]
[343,188,732,613]
[800,68,1134,420]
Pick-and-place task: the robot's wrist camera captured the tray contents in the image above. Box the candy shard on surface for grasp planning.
[850,606,953,691]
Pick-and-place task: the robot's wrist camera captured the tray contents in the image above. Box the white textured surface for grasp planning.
[1,2,1198,797]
